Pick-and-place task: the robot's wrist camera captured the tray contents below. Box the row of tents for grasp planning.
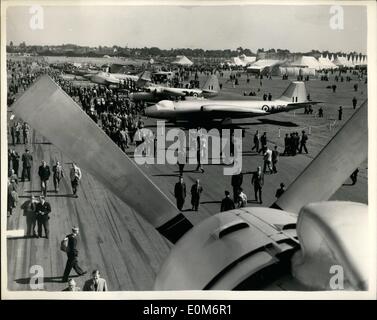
[226,53,367,68]
[245,54,368,76]
[151,54,367,76]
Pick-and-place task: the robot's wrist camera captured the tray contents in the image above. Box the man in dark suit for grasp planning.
[174,176,186,211]
[21,148,33,181]
[275,183,286,199]
[350,168,359,185]
[52,161,64,193]
[299,130,309,154]
[283,133,289,155]
[21,194,38,237]
[251,166,264,204]
[272,145,279,173]
[190,179,203,211]
[62,227,87,282]
[260,132,267,153]
[252,130,260,153]
[38,160,51,197]
[220,190,235,212]
[196,135,205,173]
[11,150,20,177]
[11,123,16,146]
[338,106,343,120]
[231,171,243,203]
[35,196,51,238]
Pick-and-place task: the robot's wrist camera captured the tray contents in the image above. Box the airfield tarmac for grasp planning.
[6,71,368,291]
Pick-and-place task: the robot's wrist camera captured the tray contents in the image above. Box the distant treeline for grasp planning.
[6,43,363,60]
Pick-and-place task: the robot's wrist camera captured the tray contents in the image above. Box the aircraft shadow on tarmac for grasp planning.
[241,152,261,157]
[200,200,221,204]
[247,200,261,204]
[23,190,74,198]
[173,170,199,174]
[15,276,75,284]
[31,142,52,145]
[256,119,299,127]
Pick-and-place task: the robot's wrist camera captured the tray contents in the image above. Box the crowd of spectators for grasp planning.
[7,59,148,152]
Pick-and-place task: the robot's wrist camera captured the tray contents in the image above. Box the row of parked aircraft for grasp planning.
[66,65,220,103]
[65,64,320,124]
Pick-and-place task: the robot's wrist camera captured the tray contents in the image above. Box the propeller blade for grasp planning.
[271,101,368,214]
[11,75,192,243]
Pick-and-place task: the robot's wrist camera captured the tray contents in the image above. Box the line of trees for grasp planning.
[6,42,365,60]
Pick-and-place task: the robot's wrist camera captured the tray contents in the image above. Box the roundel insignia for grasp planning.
[262,105,270,112]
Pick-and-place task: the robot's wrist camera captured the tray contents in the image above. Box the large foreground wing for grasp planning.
[271,101,368,214]
[11,75,193,243]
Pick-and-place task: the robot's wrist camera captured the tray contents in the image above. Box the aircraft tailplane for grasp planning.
[279,81,308,103]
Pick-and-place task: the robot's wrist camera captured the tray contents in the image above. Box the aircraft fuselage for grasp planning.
[145,99,295,121]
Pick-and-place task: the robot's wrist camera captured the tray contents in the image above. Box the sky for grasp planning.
[6,4,367,53]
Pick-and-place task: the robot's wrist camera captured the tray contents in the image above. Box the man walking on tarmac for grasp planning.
[70,163,82,198]
[62,226,87,283]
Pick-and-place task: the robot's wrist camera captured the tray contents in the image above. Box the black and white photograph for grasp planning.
[1,0,376,300]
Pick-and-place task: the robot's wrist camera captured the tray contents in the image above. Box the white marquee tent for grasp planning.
[279,66,316,76]
[318,54,338,69]
[280,56,320,76]
[290,56,322,70]
[333,55,354,68]
[171,55,194,66]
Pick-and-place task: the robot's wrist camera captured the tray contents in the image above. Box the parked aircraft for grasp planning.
[83,70,140,85]
[130,74,220,103]
[145,81,319,122]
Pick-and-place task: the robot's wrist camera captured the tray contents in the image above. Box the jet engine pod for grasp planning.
[291,201,368,290]
[154,207,298,290]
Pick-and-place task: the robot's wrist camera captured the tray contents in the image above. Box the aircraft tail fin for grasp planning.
[279,81,308,103]
[201,75,220,97]
[136,70,152,88]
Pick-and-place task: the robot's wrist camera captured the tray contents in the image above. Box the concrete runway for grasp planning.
[6,71,367,291]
